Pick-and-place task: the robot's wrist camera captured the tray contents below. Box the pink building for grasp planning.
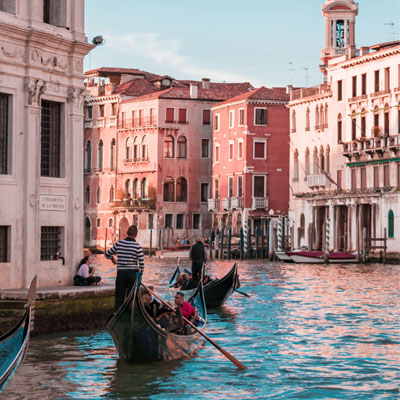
[209,87,290,235]
[84,68,252,248]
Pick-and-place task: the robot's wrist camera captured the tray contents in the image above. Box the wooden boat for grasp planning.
[0,276,36,392]
[169,262,240,308]
[275,251,294,263]
[286,250,357,263]
[107,281,207,363]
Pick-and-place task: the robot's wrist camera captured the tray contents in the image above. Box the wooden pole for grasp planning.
[240,227,244,260]
[362,227,366,263]
[104,228,108,253]
[149,229,153,258]
[227,227,232,260]
[220,227,224,260]
[383,228,387,264]
[261,220,265,258]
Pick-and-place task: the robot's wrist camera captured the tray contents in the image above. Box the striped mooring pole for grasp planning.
[244,219,250,258]
[325,218,330,263]
[278,216,283,252]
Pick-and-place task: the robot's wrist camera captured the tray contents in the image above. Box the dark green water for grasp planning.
[2,260,400,399]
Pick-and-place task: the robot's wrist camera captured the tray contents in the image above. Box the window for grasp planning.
[164,135,174,158]
[201,139,209,158]
[291,109,296,132]
[96,218,101,228]
[132,214,138,226]
[384,106,389,135]
[178,108,187,123]
[214,114,220,131]
[214,178,219,198]
[109,185,114,202]
[96,186,101,203]
[352,76,357,97]
[337,170,342,189]
[385,67,390,92]
[384,164,390,187]
[41,100,61,177]
[43,0,66,26]
[97,140,103,170]
[254,108,267,125]
[305,108,310,131]
[238,140,243,159]
[361,114,366,137]
[254,140,266,159]
[305,148,310,176]
[193,214,200,229]
[148,214,154,230]
[201,183,209,202]
[0,93,10,175]
[133,178,138,199]
[131,110,136,127]
[293,150,299,181]
[141,178,148,198]
[165,214,173,228]
[133,136,139,161]
[325,145,330,173]
[374,70,380,92]
[388,210,394,238]
[351,117,357,140]
[228,141,234,160]
[237,176,243,197]
[215,143,220,162]
[40,226,62,261]
[0,1,16,14]
[110,138,116,170]
[299,214,305,238]
[176,214,184,229]
[374,166,379,188]
[84,217,90,245]
[177,136,187,158]
[125,137,132,160]
[228,176,234,197]
[176,177,187,202]
[337,80,342,101]
[163,177,174,201]
[99,104,104,117]
[0,226,10,262]
[398,163,400,186]
[337,114,342,143]
[253,176,265,197]
[108,218,113,228]
[315,106,320,128]
[361,73,367,95]
[239,109,245,126]
[149,108,156,125]
[351,169,356,190]
[166,108,174,123]
[141,136,148,161]
[361,167,366,189]
[111,103,117,116]
[85,186,90,204]
[203,110,211,125]
[313,148,319,174]
[121,111,127,128]
[86,106,93,120]
[229,110,235,128]
[319,146,325,172]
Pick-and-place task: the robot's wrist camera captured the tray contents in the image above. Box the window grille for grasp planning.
[0,93,9,174]
[41,100,61,177]
[40,226,62,261]
[0,226,9,262]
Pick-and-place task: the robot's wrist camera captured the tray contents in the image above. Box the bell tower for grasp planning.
[320,0,359,78]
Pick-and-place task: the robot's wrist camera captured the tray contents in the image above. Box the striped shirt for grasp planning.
[105,237,144,272]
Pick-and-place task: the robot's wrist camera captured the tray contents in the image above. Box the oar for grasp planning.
[235,289,250,298]
[142,283,247,370]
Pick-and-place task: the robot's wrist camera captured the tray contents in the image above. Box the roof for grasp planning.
[85,67,147,77]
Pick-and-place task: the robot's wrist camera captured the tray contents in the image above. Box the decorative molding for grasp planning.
[0,41,25,61]
[24,78,46,106]
[31,49,69,71]
[68,87,85,114]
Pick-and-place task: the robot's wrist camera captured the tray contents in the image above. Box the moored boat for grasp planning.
[169,263,240,307]
[0,276,37,392]
[107,281,207,363]
[286,250,357,263]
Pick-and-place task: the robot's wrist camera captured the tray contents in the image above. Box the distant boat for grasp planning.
[169,263,240,307]
[275,251,295,263]
[285,251,357,263]
[0,276,37,392]
[107,281,207,363]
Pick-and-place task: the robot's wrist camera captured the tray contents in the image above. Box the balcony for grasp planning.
[370,89,390,99]
[96,117,105,128]
[112,197,155,210]
[307,174,330,188]
[222,198,231,210]
[108,116,117,127]
[252,197,268,210]
[118,116,158,129]
[231,197,243,210]
[84,120,93,129]
[290,83,331,102]
[208,198,219,211]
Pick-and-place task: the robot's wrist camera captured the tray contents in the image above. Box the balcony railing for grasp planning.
[307,174,330,187]
[231,197,243,210]
[118,117,158,129]
[96,117,105,128]
[84,120,93,129]
[222,198,231,210]
[111,197,155,210]
[252,197,268,210]
[208,198,219,211]
[290,83,331,101]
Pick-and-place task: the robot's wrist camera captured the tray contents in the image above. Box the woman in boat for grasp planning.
[74,255,101,286]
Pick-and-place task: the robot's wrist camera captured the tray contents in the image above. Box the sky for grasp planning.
[84,0,400,88]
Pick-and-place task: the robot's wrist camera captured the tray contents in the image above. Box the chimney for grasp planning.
[360,46,369,56]
[286,85,293,94]
[202,78,210,90]
[190,83,198,99]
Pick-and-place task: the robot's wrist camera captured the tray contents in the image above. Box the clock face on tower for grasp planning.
[336,20,345,48]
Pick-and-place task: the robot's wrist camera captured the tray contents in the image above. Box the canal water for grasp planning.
[2,259,400,399]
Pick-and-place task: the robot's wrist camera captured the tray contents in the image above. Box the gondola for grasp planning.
[107,280,207,363]
[169,262,239,308]
[0,276,37,392]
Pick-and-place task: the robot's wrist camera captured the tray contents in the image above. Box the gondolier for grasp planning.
[189,237,206,288]
[105,225,144,311]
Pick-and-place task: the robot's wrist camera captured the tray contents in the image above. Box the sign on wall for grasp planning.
[40,195,67,211]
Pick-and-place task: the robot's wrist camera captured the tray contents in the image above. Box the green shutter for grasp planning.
[388,210,394,238]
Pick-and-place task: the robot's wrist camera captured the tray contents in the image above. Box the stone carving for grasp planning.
[74,197,80,210]
[24,78,46,106]
[74,59,83,73]
[31,49,68,70]
[0,41,24,61]
[69,87,85,114]
[29,194,36,207]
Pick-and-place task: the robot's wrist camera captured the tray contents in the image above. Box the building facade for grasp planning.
[84,68,253,248]
[288,0,400,255]
[0,1,92,289]
[209,87,290,236]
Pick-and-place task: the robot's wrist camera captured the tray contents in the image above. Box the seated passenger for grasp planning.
[141,290,167,318]
[174,291,198,334]
[180,273,192,290]
[174,273,184,288]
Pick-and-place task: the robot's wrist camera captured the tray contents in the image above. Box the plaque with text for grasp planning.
[40,195,66,211]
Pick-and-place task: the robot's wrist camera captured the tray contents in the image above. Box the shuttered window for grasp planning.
[388,210,394,238]
[178,108,187,123]
[166,108,174,123]
[254,142,265,159]
[203,110,211,125]
[0,93,9,174]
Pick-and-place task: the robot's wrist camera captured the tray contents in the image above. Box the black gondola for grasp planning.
[107,281,207,363]
[169,262,239,307]
[0,276,36,392]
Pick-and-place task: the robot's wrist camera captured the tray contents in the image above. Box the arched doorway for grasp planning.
[119,217,129,240]
[84,216,91,247]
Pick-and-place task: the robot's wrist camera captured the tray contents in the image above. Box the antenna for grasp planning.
[302,67,309,87]
[383,22,398,41]
[285,62,294,86]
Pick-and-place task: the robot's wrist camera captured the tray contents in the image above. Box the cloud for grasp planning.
[106,33,251,83]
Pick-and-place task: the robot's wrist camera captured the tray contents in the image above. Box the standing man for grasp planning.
[105,225,144,311]
[189,237,206,288]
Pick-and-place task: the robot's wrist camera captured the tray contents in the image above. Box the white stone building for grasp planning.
[0,1,92,289]
[288,0,400,256]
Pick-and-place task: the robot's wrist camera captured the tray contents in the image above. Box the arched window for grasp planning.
[110,138,116,170]
[164,135,174,158]
[337,113,342,143]
[388,210,394,238]
[133,178,139,199]
[163,177,175,201]
[384,103,390,135]
[177,136,187,158]
[315,105,319,128]
[313,147,319,174]
[373,106,380,136]
[176,177,187,201]
[319,146,325,172]
[305,108,310,131]
[320,105,324,129]
[293,150,299,181]
[325,145,330,173]
[133,136,139,161]
[292,110,296,132]
[85,140,91,172]
[351,109,357,140]
[141,178,148,198]
[141,136,148,161]
[324,104,328,128]
[97,140,103,170]
[108,218,113,228]
[96,218,101,228]
[126,137,133,160]
[125,179,131,197]
[85,185,90,204]
[361,109,367,137]
[96,186,101,204]
[84,216,91,245]
[109,185,114,203]
[300,213,305,238]
[305,148,310,176]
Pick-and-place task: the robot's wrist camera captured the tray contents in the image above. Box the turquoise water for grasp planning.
[2,260,400,399]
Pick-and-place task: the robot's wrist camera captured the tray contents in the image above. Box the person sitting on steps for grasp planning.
[74,255,101,286]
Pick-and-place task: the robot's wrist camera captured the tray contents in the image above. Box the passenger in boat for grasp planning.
[189,237,206,289]
[180,273,192,290]
[74,255,101,286]
[174,291,198,334]
[174,273,184,288]
[141,291,168,318]
[105,225,145,311]
[203,274,214,285]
